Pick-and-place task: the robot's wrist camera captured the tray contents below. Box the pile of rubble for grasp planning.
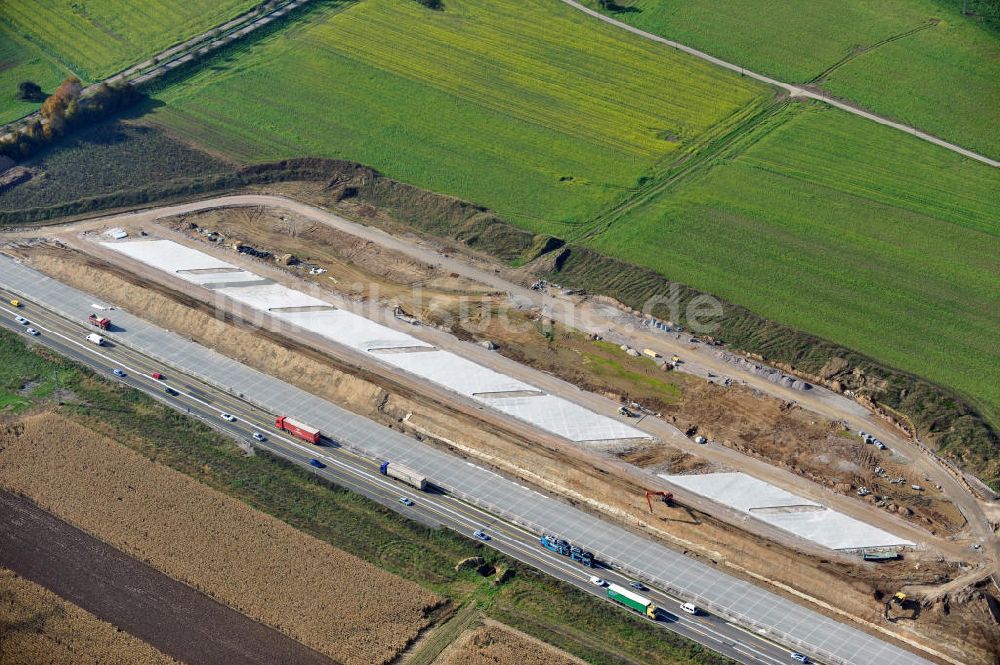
[716,351,811,391]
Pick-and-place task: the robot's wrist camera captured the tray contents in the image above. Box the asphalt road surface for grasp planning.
[0,255,936,665]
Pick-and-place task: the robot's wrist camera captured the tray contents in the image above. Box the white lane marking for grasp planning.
[2,302,785,664]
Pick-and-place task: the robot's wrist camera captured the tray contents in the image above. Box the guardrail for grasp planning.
[0,278,882,665]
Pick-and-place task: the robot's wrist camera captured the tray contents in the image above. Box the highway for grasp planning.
[0,254,938,665]
[1,293,793,665]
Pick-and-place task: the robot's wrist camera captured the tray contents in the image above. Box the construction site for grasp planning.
[3,193,998,665]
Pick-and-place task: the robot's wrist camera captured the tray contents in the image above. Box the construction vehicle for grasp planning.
[85,333,105,346]
[606,583,657,619]
[379,461,428,491]
[644,490,674,512]
[539,534,594,567]
[88,313,111,330]
[274,415,321,444]
[618,405,634,417]
[892,592,907,604]
[642,348,661,359]
[9,299,20,307]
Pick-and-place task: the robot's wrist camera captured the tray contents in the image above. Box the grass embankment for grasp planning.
[0,568,177,665]
[0,329,733,665]
[582,0,1000,158]
[147,0,766,235]
[587,102,1000,440]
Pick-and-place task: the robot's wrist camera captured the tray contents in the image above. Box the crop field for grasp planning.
[0,413,443,665]
[0,567,176,665]
[584,0,1000,158]
[588,102,1000,428]
[148,0,767,235]
[436,619,585,665]
[0,0,257,83]
[0,25,71,125]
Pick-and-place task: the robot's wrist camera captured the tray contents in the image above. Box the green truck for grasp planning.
[607,583,657,619]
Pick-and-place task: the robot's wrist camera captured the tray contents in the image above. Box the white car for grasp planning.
[220,413,237,422]
[679,602,699,615]
[399,497,414,506]
[589,576,607,587]
[25,328,39,336]
[252,432,266,442]
[14,316,28,325]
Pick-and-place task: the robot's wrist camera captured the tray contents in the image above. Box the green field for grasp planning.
[587,102,1000,426]
[146,0,767,235]
[0,24,72,125]
[583,0,1000,159]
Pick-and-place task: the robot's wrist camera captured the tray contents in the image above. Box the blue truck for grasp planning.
[540,534,595,567]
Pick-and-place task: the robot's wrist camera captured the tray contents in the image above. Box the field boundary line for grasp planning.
[808,19,939,84]
[559,0,1000,168]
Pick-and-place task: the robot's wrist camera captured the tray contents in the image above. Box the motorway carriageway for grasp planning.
[0,293,797,665]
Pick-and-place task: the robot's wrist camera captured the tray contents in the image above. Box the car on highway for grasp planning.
[629,581,646,591]
[398,497,414,506]
[164,387,179,396]
[309,458,325,469]
[790,653,809,663]
[25,328,39,336]
[589,576,607,587]
[112,368,126,377]
[472,530,490,541]
[679,602,699,615]
[150,372,164,380]
[14,316,28,324]
[252,432,266,442]
[219,413,236,422]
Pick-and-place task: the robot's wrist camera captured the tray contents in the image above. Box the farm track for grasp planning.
[807,19,940,84]
[0,489,340,665]
[560,0,1000,168]
[571,97,788,242]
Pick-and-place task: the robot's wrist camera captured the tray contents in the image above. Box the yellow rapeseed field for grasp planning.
[0,567,177,665]
[0,414,443,665]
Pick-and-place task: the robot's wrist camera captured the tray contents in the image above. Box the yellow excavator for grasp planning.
[9,299,20,307]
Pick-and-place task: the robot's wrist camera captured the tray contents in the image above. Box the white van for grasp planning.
[679,602,699,615]
[86,333,105,346]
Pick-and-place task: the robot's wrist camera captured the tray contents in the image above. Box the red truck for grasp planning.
[88,313,111,330]
[275,416,321,444]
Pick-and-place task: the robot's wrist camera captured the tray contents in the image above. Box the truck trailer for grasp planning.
[275,415,321,444]
[540,534,594,567]
[88,313,111,330]
[379,461,427,491]
[85,333,105,346]
[607,583,657,619]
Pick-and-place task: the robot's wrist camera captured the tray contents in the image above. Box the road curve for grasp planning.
[559,0,1000,169]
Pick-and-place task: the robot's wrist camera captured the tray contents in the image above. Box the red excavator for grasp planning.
[645,490,674,513]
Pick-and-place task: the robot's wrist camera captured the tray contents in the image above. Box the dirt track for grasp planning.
[0,490,339,665]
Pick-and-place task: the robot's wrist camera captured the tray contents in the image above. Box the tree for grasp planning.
[16,80,43,101]
[39,76,82,137]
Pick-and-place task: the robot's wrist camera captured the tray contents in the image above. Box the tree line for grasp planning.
[1,77,140,160]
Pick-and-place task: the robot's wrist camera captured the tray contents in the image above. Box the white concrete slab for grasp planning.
[276,310,432,352]
[102,239,235,272]
[382,350,536,396]
[483,394,648,442]
[214,282,330,310]
[662,472,912,550]
[101,239,651,444]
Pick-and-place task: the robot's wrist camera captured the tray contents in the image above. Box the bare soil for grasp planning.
[0,414,442,665]
[434,619,586,665]
[157,205,965,537]
[14,241,996,664]
[0,490,333,665]
[0,565,177,665]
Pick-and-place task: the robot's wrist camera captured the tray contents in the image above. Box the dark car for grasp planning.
[309,458,325,469]
[629,581,647,591]
[164,387,179,396]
